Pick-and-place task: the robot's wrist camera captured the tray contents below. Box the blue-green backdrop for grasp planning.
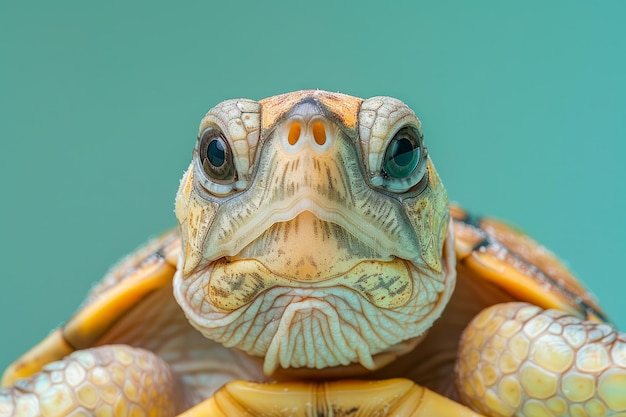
[1,1,624,373]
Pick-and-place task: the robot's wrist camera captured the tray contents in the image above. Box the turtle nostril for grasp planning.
[312,121,326,146]
[288,121,301,146]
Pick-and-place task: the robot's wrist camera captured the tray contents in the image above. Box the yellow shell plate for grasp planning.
[450,204,606,323]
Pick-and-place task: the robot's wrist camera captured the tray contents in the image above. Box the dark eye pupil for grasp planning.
[207,139,225,167]
[198,128,236,183]
[382,127,421,180]
[391,138,417,168]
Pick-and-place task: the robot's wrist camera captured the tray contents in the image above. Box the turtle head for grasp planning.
[173,90,455,376]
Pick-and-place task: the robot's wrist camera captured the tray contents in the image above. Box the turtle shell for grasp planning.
[450,203,606,323]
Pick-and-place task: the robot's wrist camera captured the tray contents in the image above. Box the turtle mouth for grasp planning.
[203,212,416,311]
[173,223,456,376]
[204,256,415,311]
[228,211,394,281]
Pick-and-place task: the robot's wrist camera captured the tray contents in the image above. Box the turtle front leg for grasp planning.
[457,302,626,417]
[0,345,185,417]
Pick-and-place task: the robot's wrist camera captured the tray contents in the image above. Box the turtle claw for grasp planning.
[457,302,626,416]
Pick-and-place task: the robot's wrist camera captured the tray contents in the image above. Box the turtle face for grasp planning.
[173,90,455,376]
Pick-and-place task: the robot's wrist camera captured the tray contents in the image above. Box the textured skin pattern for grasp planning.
[95,284,268,404]
[358,96,418,178]
[457,302,626,416]
[403,160,449,274]
[0,346,180,417]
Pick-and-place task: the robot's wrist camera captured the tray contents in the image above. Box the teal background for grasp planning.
[1,1,624,374]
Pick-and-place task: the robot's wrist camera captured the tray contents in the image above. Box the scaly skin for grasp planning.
[0,345,182,417]
[457,302,626,416]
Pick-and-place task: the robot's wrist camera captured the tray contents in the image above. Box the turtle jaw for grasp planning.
[203,211,417,311]
[205,256,415,311]
[173,223,456,377]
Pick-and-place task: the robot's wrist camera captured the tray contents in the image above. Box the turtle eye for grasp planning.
[382,127,421,179]
[376,125,427,193]
[199,127,236,183]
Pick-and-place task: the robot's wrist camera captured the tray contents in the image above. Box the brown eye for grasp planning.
[199,127,236,182]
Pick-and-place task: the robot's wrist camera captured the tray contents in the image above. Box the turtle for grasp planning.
[1,90,625,417]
